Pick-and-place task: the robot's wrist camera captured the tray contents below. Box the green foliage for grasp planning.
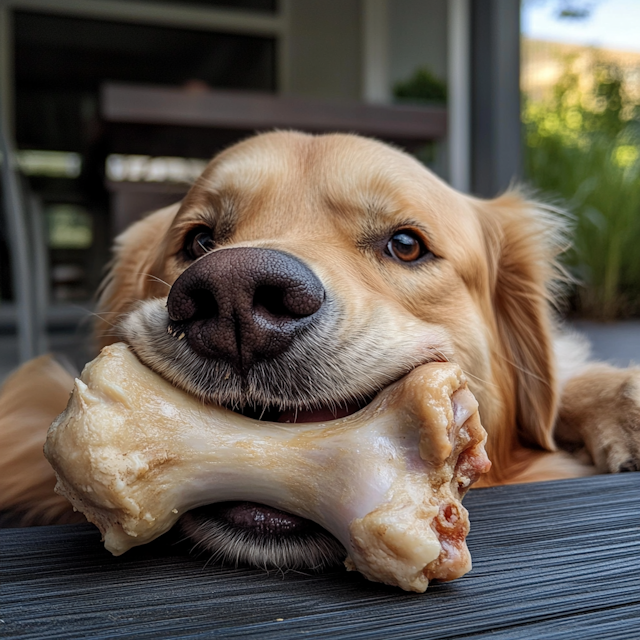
[524,57,640,319]
[393,67,447,172]
[393,67,447,104]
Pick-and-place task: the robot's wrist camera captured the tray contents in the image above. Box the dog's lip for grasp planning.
[222,355,446,425]
[188,501,319,536]
[233,396,372,424]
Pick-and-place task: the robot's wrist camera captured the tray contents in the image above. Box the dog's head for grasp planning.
[97,131,562,568]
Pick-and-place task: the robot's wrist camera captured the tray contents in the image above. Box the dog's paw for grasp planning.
[556,364,640,474]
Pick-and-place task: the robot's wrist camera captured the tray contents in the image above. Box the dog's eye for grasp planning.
[386,230,428,263]
[186,227,215,260]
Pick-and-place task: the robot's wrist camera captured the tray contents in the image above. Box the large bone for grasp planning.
[44,343,490,592]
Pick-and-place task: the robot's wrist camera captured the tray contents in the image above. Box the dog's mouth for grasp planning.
[175,357,452,571]
[180,393,376,570]
[232,396,373,423]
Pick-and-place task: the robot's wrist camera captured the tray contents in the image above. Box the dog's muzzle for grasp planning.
[114,246,457,573]
[167,247,326,374]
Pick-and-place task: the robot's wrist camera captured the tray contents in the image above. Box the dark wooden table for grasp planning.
[2,474,640,639]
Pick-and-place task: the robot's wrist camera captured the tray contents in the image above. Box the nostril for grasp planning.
[253,285,298,320]
[190,289,219,321]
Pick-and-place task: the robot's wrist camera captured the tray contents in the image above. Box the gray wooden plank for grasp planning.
[1,473,640,639]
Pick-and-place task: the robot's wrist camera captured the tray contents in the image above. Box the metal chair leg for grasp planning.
[0,99,42,362]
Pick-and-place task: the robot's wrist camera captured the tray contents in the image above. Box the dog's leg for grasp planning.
[551,329,640,473]
[556,362,640,473]
[0,355,82,525]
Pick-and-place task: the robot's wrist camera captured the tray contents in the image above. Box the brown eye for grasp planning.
[186,227,215,260]
[386,230,428,263]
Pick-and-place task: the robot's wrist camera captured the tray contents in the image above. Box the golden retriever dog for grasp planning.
[1,131,638,569]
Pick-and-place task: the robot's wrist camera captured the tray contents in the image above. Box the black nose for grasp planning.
[167,248,325,373]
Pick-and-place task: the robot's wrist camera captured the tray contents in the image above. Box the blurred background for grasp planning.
[0,0,639,381]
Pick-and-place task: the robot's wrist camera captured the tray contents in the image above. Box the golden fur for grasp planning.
[3,130,635,529]
[0,356,84,524]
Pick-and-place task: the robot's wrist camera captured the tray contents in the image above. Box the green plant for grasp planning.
[393,67,447,171]
[524,56,640,319]
[393,67,447,104]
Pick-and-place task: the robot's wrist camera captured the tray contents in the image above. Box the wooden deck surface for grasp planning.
[2,474,640,639]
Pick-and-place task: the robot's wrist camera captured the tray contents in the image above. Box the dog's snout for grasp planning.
[167,248,325,372]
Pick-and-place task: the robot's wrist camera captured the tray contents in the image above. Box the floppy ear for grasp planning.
[95,203,180,349]
[479,192,562,454]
